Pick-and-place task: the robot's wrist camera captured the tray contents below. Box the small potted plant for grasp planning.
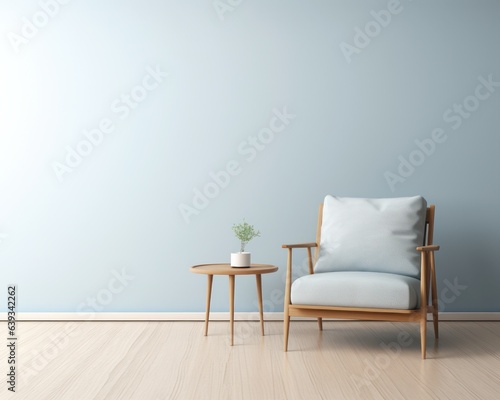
[231,220,260,268]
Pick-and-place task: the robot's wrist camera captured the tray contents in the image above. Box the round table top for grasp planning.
[190,263,278,276]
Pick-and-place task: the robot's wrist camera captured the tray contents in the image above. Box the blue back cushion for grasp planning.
[314,196,427,279]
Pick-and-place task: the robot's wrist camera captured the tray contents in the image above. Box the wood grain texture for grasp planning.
[190,264,278,276]
[12,321,500,399]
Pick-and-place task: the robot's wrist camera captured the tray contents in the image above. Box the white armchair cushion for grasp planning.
[291,271,421,309]
[314,196,427,279]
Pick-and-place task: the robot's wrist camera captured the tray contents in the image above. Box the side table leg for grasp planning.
[256,274,264,336]
[204,275,213,336]
[229,275,235,346]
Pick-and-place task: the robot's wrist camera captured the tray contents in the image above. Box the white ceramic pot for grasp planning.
[231,252,251,268]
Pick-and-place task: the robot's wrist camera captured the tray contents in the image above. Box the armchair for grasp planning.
[282,196,439,358]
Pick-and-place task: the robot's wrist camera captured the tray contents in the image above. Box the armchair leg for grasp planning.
[431,255,439,339]
[431,298,439,340]
[432,312,439,339]
[420,314,427,359]
[317,318,323,331]
[284,248,293,352]
[284,310,290,352]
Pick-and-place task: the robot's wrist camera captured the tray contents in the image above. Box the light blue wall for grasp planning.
[1,0,499,313]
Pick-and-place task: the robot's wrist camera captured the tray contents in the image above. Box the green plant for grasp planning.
[232,220,260,252]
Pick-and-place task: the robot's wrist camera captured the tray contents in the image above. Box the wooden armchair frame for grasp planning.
[282,204,440,359]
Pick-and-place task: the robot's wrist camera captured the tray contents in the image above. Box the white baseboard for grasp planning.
[1,312,499,321]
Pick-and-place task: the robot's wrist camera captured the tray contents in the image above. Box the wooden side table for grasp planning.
[190,263,278,345]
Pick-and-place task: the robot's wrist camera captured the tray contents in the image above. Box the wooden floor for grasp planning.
[11,320,500,400]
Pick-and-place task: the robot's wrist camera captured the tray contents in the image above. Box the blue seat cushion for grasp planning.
[291,271,421,310]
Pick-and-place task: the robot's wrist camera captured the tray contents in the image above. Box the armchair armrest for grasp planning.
[282,242,317,310]
[416,245,440,252]
[417,244,439,311]
[282,243,317,277]
[282,242,318,249]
